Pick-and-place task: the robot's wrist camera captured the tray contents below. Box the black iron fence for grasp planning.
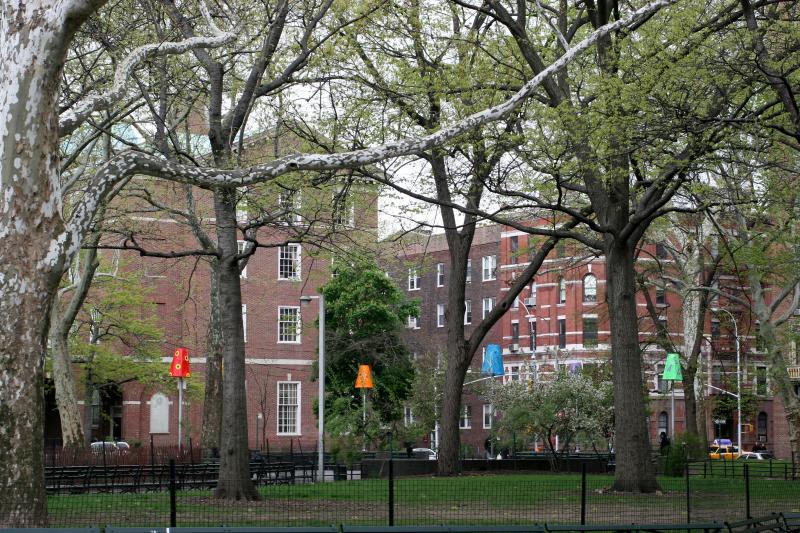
[41,458,800,529]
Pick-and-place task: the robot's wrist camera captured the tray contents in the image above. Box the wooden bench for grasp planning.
[725,514,785,533]
[780,513,800,533]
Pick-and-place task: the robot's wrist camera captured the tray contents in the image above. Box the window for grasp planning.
[656,243,668,260]
[407,315,420,329]
[755,366,768,395]
[558,318,566,348]
[511,322,519,344]
[278,244,301,280]
[510,236,519,263]
[558,278,567,304]
[149,392,169,434]
[465,259,472,283]
[277,382,300,435]
[482,297,494,319]
[711,365,722,387]
[437,303,445,328]
[583,275,597,303]
[530,282,537,305]
[464,300,472,325]
[237,240,248,278]
[529,321,537,351]
[236,199,248,222]
[506,364,521,382]
[242,305,247,343]
[404,407,415,426]
[278,190,301,224]
[656,287,666,306]
[332,186,354,226]
[482,255,496,281]
[583,317,598,347]
[278,306,301,343]
[483,404,494,429]
[757,412,768,442]
[657,316,668,332]
[658,411,669,437]
[408,267,421,290]
[711,320,720,339]
[437,263,445,287]
[460,406,472,429]
[656,364,668,393]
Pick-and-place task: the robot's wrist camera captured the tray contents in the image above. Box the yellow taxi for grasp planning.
[708,439,740,460]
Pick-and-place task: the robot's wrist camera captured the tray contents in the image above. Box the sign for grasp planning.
[355,364,374,388]
[169,347,191,378]
[662,352,682,381]
[481,344,504,376]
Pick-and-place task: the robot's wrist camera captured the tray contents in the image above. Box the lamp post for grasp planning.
[515,296,538,385]
[301,294,325,482]
[714,307,741,455]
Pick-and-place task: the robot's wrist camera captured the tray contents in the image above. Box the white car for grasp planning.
[738,451,774,460]
[412,447,437,460]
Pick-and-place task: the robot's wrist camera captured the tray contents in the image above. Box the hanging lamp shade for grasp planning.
[355,364,374,388]
[169,347,191,378]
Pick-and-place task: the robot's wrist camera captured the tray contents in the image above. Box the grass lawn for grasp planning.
[47,472,800,528]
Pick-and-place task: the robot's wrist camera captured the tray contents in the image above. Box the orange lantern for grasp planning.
[169,347,191,378]
[355,364,373,389]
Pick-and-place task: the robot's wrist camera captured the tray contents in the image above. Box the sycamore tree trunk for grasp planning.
[212,187,259,500]
[201,263,224,454]
[606,242,659,492]
[0,3,83,524]
[49,300,86,448]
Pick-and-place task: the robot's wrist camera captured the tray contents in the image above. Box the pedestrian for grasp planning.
[659,432,671,454]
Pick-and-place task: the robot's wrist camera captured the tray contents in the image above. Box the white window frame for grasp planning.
[278,190,302,224]
[482,255,497,281]
[583,274,597,303]
[242,304,247,343]
[559,277,567,304]
[436,263,445,287]
[278,244,301,280]
[277,381,301,435]
[404,406,415,426]
[483,404,494,429]
[466,258,472,283]
[464,300,472,325]
[459,405,472,429]
[237,240,248,279]
[408,267,421,291]
[437,303,445,328]
[278,306,301,343]
[332,186,355,226]
[407,315,420,329]
[482,297,494,319]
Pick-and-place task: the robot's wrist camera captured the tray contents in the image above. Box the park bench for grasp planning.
[0,528,100,533]
[725,514,785,533]
[162,527,340,533]
[780,513,800,533]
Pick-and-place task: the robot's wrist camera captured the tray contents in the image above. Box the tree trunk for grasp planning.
[0,5,78,523]
[437,342,471,475]
[212,187,259,500]
[49,300,86,448]
[606,243,660,492]
[201,262,224,454]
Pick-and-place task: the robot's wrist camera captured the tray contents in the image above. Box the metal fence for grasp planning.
[41,458,800,529]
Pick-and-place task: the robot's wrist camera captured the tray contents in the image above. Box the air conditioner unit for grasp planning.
[524,298,536,307]
[510,343,520,353]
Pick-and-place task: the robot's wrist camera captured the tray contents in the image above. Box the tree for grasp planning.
[0,0,678,523]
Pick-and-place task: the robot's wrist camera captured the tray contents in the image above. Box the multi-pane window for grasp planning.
[278,190,302,224]
[529,320,537,351]
[711,320,720,339]
[482,297,494,319]
[510,236,519,263]
[332,186,354,226]
[277,382,300,435]
[530,282,537,305]
[757,412,768,442]
[464,300,472,325]
[482,255,496,281]
[583,317,598,347]
[656,243,668,260]
[583,275,597,302]
[459,406,472,429]
[278,306,301,343]
[483,404,494,429]
[755,366,768,395]
[658,411,669,437]
[506,364,521,382]
[511,322,520,344]
[242,305,247,343]
[656,287,666,305]
[558,277,567,304]
[408,267,421,290]
[404,406,415,426]
[656,364,668,393]
[437,303,445,328]
[657,316,668,332]
[437,263,445,287]
[278,244,301,280]
[558,318,567,348]
[465,259,472,283]
[407,315,420,329]
[237,240,248,278]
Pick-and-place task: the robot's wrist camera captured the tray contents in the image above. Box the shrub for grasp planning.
[664,432,706,476]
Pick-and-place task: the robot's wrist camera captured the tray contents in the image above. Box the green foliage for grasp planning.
[663,432,706,477]
[319,259,419,437]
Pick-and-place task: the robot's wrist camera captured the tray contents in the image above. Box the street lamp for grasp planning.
[713,307,742,455]
[515,296,538,385]
[300,294,326,482]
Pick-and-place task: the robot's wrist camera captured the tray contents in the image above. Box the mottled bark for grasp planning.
[212,188,259,500]
[606,243,659,492]
[49,300,86,448]
[201,263,224,453]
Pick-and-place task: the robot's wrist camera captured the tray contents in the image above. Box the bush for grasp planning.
[663,432,706,476]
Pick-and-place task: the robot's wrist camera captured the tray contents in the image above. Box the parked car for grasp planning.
[708,445,739,460]
[412,447,437,460]
[738,451,774,460]
[90,440,130,454]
